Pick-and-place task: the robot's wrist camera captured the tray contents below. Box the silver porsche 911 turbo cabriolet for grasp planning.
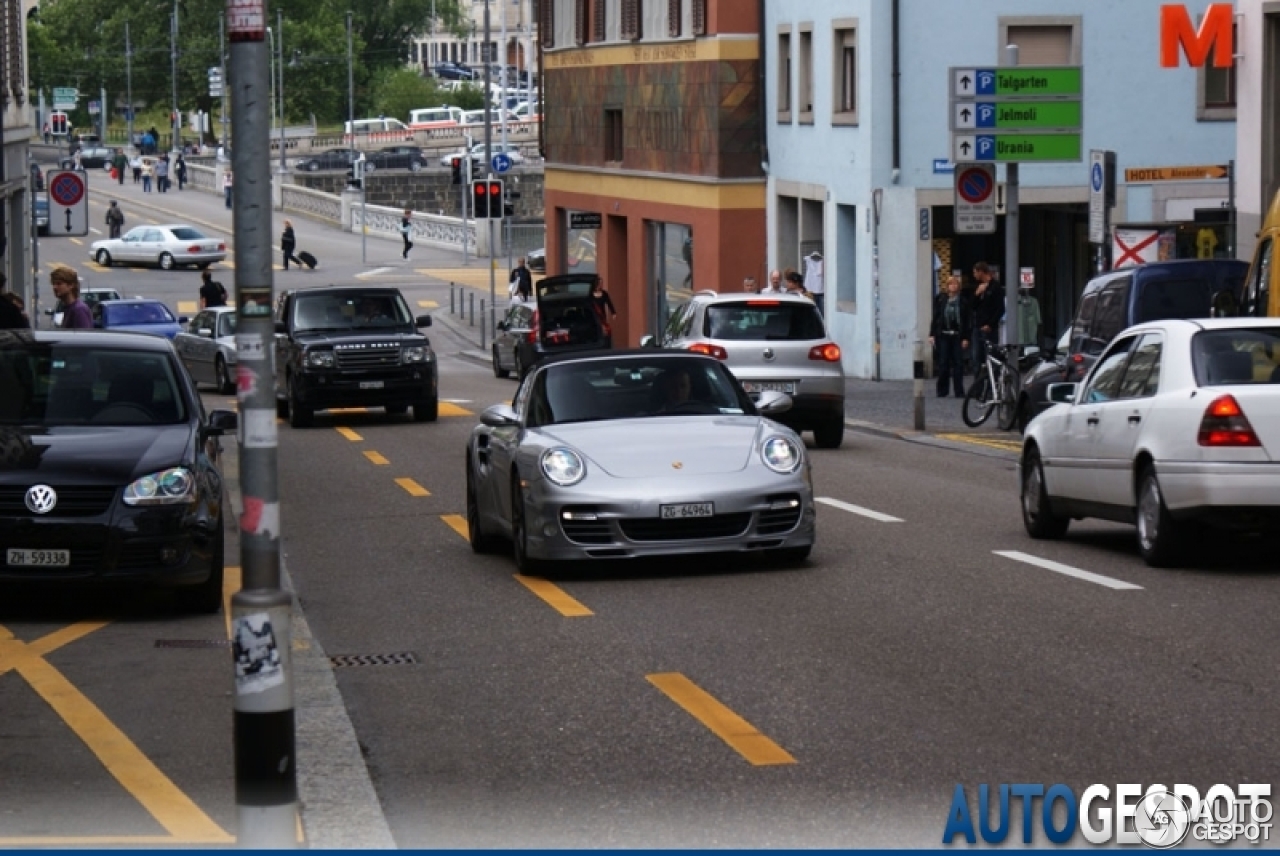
[465,350,816,573]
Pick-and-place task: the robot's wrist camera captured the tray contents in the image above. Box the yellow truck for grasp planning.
[1241,187,1280,316]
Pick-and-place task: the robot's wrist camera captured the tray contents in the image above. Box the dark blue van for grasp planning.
[1017,258,1247,429]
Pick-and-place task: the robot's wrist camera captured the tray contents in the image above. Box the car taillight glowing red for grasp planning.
[218,243,227,251]
[809,343,841,362]
[186,245,202,253]
[688,342,727,360]
[1197,394,1261,447]
[527,310,539,344]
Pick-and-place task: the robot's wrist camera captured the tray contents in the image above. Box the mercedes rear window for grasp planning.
[1192,329,1280,386]
[704,302,827,341]
[169,227,207,240]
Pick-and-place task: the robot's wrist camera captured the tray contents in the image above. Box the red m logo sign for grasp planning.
[1160,3,1234,68]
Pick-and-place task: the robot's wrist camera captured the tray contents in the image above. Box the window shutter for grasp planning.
[4,0,24,106]
[668,0,681,37]
[575,0,589,45]
[539,0,555,48]
[621,0,641,41]
[1006,25,1072,65]
[592,0,606,42]
[691,0,706,36]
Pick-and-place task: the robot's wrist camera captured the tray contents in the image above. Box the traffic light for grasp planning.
[347,157,365,189]
[471,179,504,219]
[450,157,462,185]
[50,112,68,136]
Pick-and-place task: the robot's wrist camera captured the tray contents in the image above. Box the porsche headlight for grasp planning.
[306,350,335,368]
[540,448,586,486]
[761,436,802,474]
[402,346,427,363]
[123,467,196,506]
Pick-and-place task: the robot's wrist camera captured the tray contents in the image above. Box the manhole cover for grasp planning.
[329,652,419,668]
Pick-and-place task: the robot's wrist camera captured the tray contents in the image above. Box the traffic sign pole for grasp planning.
[1004,47,1021,350]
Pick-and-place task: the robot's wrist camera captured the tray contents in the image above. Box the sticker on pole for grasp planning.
[226,0,266,42]
[954,163,996,235]
[233,612,284,695]
[47,170,89,236]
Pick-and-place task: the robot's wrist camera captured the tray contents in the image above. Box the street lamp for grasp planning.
[276,9,286,175]
[170,0,179,153]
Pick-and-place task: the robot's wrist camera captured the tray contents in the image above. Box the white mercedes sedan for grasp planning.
[1019,318,1280,566]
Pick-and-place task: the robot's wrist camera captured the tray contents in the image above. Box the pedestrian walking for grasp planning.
[141,158,153,192]
[155,155,170,193]
[223,169,233,209]
[971,261,1005,366]
[174,154,188,190]
[199,270,228,308]
[742,276,759,293]
[42,122,50,144]
[509,257,533,302]
[111,148,128,185]
[400,209,414,260]
[105,200,125,239]
[929,275,972,398]
[590,279,617,342]
[783,269,812,300]
[130,153,142,183]
[51,267,93,329]
[281,220,303,270]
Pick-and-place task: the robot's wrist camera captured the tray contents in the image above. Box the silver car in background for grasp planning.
[652,291,847,448]
[174,307,238,394]
[466,351,816,574]
[89,224,228,271]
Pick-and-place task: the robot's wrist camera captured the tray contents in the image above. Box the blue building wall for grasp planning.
[766,0,1236,379]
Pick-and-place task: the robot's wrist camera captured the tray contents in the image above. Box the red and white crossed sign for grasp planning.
[1113,228,1160,268]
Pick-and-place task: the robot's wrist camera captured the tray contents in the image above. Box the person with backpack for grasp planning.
[199,269,228,308]
[105,201,125,238]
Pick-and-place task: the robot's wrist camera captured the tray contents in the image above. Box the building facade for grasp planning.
[765,1,1236,379]
[413,0,540,84]
[1235,0,1278,248]
[538,0,767,347]
[3,0,34,310]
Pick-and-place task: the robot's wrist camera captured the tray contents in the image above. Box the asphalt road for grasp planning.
[3,176,1277,847]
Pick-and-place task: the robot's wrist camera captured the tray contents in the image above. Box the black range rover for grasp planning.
[274,286,438,427]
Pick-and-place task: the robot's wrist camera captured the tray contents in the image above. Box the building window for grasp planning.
[668,0,681,38]
[798,25,813,122]
[832,21,857,125]
[605,108,623,163]
[591,0,606,42]
[539,0,555,48]
[692,0,706,36]
[575,0,588,45]
[621,0,642,41]
[1198,23,1237,120]
[776,29,791,121]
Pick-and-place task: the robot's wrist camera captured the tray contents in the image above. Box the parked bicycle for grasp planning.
[962,344,1021,430]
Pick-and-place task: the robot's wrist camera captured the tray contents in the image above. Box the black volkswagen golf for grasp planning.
[0,330,237,613]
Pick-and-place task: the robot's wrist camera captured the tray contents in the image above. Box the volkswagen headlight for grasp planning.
[761,436,802,474]
[306,350,335,368]
[540,448,586,486]
[124,467,196,506]
[402,346,427,363]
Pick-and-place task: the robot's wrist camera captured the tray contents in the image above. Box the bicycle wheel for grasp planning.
[996,369,1020,431]
[961,372,994,427]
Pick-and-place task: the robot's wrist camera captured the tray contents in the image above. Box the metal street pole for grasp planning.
[125,21,134,149]
[1003,44,1020,349]
[226,0,296,846]
[277,9,286,176]
[171,2,180,153]
[484,0,496,335]
[219,14,227,155]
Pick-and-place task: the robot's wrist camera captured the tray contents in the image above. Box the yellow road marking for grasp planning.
[0,626,233,843]
[363,450,389,465]
[936,432,1023,452]
[70,237,84,246]
[646,673,796,766]
[335,427,363,442]
[395,477,430,496]
[176,301,197,314]
[416,300,440,308]
[0,622,110,678]
[223,565,241,640]
[439,402,472,417]
[441,513,469,540]
[513,575,594,617]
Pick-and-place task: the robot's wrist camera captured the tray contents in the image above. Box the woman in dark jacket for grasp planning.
[281,220,303,270]
[928,275,973,398]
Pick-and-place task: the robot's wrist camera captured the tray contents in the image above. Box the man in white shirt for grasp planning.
[760,269,784,294]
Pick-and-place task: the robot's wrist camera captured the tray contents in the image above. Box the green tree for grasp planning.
[371,69,450,122]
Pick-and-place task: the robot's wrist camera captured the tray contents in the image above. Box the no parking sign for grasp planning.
[47,170,89,236]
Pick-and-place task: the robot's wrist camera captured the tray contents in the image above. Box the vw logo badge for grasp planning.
[762,347,775,361]
[24,484,58,515]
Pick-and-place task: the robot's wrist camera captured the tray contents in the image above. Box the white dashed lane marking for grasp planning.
[993,550,1143,591]
[815,496,904,523]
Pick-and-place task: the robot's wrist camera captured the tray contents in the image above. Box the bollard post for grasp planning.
[480,299,486,349]
[450,283,456,315]
[469,292,475,326]
[913,340,926,431]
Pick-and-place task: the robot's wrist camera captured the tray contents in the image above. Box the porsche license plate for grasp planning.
[660,503,714,519]
[7,549,70,567]
[743,381,796,394]
[359,380,384,390]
